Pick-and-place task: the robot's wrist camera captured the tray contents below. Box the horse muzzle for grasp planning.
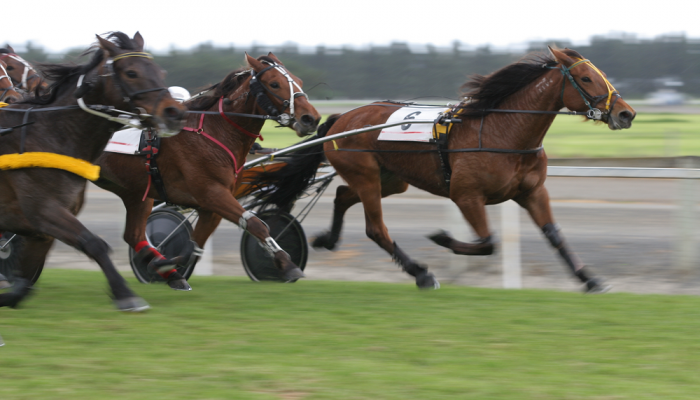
[292,114,321,137]
[607,109,635,130]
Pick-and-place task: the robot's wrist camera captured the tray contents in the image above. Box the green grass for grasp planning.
[1,270,699,399]
[258,113,700,158]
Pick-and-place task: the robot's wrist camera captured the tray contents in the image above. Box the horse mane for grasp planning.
[186,55,279,111]
[0,48,11,54]
[458,50,580,117]
[20,32,138,105]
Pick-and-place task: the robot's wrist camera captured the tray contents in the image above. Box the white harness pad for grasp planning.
[104,128,142,154]
[378,106,448,142]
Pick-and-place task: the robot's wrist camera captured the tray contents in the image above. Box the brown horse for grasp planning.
[94,53,321,289]
[0,32,186,310]
[252,47,636,292]
[0,46,48,93]
[0,59,22,104]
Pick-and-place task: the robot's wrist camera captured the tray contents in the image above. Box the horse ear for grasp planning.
[266,52,283,64]
[6,44,15,53]
[96,34,120,57]
[132,32,145,51]
[547,45,574,66]
[245,52,264,71]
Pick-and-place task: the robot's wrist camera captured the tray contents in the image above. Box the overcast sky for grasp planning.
[9,0,700,53]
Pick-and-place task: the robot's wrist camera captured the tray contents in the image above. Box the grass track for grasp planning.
[1,270,699,399]
[258,113,700,158]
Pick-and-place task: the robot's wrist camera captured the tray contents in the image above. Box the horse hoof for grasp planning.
[114,297,150,312]
[584,278,611,294]
[168,278,192,291]
[311,233,337,250]
[6,279,33,309]
[427,230,453,249]
[416,272,440,290]
[283,267,305,283]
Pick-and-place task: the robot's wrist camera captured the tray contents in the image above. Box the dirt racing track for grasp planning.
[40,174,700,296]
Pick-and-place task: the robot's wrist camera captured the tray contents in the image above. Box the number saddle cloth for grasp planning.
[377,105,452,143]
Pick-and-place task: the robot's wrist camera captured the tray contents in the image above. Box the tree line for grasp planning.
[14,33,700,100]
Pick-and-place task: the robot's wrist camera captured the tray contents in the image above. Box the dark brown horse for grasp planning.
[0,46,48,93]
[95,53,321,288]
[253,47,636,292]
[0,32,186,310]
[0,59,22,104]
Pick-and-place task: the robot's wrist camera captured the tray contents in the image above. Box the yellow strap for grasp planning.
[112,52,154,62]
[0,102,8,108]
[570,58,617,111]
[332,140,338,151]
[0,152,100,181]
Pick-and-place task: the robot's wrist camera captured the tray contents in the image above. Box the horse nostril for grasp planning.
[300,114,316,127]
[619,110,635,122]
[164,106,184,121]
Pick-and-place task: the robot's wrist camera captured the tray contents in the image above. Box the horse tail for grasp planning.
[250,114,340,211]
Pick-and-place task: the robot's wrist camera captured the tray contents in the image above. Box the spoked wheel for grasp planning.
[0,233,23,284]
[129,207,196,284]
[240,209,308,282]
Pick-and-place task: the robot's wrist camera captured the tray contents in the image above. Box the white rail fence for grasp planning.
[494,166,699,289]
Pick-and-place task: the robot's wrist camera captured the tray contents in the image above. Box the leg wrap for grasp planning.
[238,211,257,230]
[262,237,289,259]
[392,242,428,277]
[542,223,589,282]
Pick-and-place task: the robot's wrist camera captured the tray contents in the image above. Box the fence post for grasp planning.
[674,159,697,273]
[501,200,522,289]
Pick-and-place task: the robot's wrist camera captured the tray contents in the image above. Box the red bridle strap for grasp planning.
[183,114,244,177]
[218,96,263,141]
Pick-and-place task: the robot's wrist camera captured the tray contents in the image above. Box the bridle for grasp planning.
[550,58,620,121]
[76,51,169,129]
[0,62,17,103]
[0,53,41,91]
[247,60,308,127]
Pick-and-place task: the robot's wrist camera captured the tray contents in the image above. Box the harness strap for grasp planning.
[183,114,244,177]
[218,96,263,140]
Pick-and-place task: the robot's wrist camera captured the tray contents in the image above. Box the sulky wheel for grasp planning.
[129,207,196,284]
[240,209,308,282]
[0,233,23,284]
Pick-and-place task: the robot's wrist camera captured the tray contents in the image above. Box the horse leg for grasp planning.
[350,177,439,289]
[427,195,495,255]
[0,234,46,308]
[312,184,359,250]
[186,209,222,268]
[121,195,191,291]
[515,186,610,293]
[196,187,304,282]
[22,202,149,311]
[314,173,410,250]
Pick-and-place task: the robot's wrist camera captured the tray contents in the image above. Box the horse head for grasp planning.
[0,45,47,93]
[244,52,321,136]
[91,32,186,134]
[0,59,22,104]
[549,46,635,130]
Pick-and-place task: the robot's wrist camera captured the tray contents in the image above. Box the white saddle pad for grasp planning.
[378,106,448,142]
[104,128,143,154]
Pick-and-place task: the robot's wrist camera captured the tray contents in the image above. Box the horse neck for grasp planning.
[205,84,265,155]
[478,69,565,150]
[37,85,123,161]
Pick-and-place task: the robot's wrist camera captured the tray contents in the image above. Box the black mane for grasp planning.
[21,32,138,105]
[186,55,278,111]
[458,50,576,117]
[0,48,11,54]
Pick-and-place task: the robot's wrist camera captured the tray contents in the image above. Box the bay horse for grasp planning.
[94,53,321,289]
[0,59,22,104]
[0,32,186,310]
[0,46,48,93]
[252,47,636,292]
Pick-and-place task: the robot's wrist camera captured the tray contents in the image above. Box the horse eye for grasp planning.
[6,66,13,71]
[581,77,592,83]
[270,82,280,89]
[126,70,138,79]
